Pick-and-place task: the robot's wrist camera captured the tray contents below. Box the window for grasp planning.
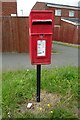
[55,9,61,16]
[69,11,74,17]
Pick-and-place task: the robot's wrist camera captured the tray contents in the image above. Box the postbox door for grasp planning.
[37,39,46,57]
[31,34,52,64]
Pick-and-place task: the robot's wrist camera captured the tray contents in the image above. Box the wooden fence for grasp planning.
[54,22,79,44]
[2,16,29,53]
[0,17,2,52]
[1,16,79,53]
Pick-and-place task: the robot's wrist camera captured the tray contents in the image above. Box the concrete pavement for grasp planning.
[1,44,79,71]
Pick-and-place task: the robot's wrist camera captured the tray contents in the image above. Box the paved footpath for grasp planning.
[0,44,79,71]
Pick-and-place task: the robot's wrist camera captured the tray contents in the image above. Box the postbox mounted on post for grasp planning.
[29,10,54,102]
[29,10,54,65]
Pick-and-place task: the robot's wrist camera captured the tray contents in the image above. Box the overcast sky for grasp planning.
[17,0,79,16]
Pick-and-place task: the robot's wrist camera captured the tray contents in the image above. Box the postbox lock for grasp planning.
[40,34,44,38]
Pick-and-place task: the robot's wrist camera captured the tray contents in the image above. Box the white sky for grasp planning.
[17,0,79,16]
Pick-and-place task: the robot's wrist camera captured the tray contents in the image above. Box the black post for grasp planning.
[37,65,41,102]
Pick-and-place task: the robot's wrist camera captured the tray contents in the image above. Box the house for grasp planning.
[32,2,80,44]
[0,0,17,16]
[32,2,79,25]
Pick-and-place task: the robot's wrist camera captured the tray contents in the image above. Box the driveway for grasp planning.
[1,44,79,71]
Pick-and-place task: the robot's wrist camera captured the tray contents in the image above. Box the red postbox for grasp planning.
[29,10,54,65]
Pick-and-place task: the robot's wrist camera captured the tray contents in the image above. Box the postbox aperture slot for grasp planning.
[32,20,52,34]
[32,20,52,25]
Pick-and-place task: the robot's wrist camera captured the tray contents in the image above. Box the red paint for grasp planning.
[29,10,54,65]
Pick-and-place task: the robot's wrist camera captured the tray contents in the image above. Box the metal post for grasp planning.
[37,65,41,102]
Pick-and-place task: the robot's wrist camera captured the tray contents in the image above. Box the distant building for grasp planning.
[32,2,80,44]
[32,2,80,25]
[0,0,17,16]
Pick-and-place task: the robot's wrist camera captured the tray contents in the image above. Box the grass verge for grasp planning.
[2,66,79,119]
[53,41,80,48]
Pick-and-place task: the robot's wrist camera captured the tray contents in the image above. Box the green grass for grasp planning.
[2,66,79,119]
[53,41,80,48]
[41,66,78,96]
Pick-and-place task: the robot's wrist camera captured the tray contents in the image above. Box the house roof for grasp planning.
[47,2,79,10]
[61,18,80,25]
[32,2,80,10]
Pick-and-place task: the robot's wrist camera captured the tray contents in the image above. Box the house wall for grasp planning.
[46,7,79,25]
[48,7,78,17]
[2,2,17,16]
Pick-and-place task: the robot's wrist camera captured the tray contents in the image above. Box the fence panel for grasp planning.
[2,17,10,52]
[1,17,79,53]
[53,26,60,41]
[2,16,29,53]
[18,17,29,53]
[0,17,2,52]
[54,23,79,44]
